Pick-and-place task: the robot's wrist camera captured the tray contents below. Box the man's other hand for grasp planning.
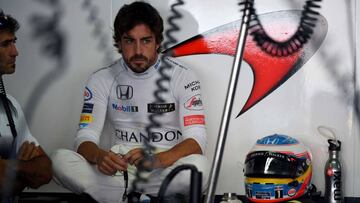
[17,141,41,161]
[96,150,127,176]
[124,148,145,168]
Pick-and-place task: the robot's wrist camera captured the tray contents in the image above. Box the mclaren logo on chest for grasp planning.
[116,85,133,100]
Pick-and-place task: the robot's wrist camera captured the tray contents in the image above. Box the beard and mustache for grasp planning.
[130,54,148,62]
[126,54,154,73]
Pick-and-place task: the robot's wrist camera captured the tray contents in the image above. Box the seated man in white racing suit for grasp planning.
[51,2,209,202]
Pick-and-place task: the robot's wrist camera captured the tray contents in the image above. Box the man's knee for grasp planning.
[51,149,91,193]
[51,149,82,161]
[52,149,81,171]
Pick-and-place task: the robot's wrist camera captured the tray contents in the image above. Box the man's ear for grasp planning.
[116,41,122,53]
[156,43,161,53]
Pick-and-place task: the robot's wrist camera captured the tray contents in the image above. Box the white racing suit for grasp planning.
[52,56,209,203]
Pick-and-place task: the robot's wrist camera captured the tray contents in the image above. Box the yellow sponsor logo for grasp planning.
[80,114,93,123]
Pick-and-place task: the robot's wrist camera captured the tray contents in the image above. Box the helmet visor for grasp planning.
[244,151,299,178]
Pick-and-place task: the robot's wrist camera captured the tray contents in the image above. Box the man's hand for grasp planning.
[17,141,41,161]
[124,148,145,167]
[12,144,52,189]
[96,149,127,176]
[124,148,162,170]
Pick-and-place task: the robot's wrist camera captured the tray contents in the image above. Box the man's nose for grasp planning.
[135,42,142,54]
[10,43,18,57]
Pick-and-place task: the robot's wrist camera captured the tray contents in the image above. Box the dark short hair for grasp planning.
[0,10,20,33]
[113,1,164,53]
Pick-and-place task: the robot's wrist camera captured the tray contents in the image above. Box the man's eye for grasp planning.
[124,39,133,44]
[0,42,10,47]
[142,39,151,44]
[0,40,16,47]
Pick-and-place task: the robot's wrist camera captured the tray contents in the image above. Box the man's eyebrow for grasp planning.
[122,35,153,40]
[0,38,16,45]
[141,36,153,40]
[122,36,134,40]
[0,36,17,42]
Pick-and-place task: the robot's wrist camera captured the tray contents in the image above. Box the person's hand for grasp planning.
[124,148,145,168]
[17,141,41,161]
[124,148,161,170]
[96,149,127,176]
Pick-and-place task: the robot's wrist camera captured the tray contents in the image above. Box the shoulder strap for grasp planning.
[0,77,18,140]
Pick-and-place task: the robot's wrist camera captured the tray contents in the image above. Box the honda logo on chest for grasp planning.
[116,85,133,100]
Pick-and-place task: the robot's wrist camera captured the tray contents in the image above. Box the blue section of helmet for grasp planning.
[256,134,298,145]
[245,181,302,201]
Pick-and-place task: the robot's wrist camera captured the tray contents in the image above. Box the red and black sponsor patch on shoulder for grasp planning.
[184,94,203,111]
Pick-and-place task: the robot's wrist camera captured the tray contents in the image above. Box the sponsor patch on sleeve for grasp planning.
[79,114,93,128]
[84,87,93,101]
[82,103,94,113]
[184,94,203,110]
[184,115,205,126]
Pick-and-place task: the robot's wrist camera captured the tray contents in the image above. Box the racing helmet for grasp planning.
[244,134,312,203]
